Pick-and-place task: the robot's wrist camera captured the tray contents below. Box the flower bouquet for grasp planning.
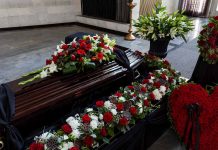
[133,4,193,58]
[197,16,218,64]
[19,34,116,85]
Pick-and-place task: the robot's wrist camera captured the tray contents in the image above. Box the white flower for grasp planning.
[152,89,162,100]
[136,102,143,108]
[53,51,58,56]
[48,62,58,73]
[118,96,126,102]
[40,69,48,78]
[159,86,166,94]
[90,115,98,121]
[111,109,117,115]
[60,142,74,150]
[99,114,103,120]
[63,135,69,140]
[104,101,112,109]
[66,117,80,129]
[148,79,154,84]
[90,120,98,130]
[71,129,81,139]
[86,108,93,113]
[39,132,54,141]
[139,108,143,114]
[91,134,97,138]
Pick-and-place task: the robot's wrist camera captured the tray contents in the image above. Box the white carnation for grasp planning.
[104,101,112,109]
[90,120,98,130]
[152,89,162,100]
[71,129,81,139]
[90,115,98,121]
[60,142,74,150]
[118,96,126,102]
[159,86,166,95]
[111,109,117,115]
[66,117,80,129]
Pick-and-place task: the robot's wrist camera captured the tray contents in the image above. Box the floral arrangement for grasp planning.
[133,4,193,42]
[197,16,218,64]
[169,83,218,150]
[29,65,184,150]
[19,34,116,85]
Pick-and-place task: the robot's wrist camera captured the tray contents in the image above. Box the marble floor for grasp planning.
[0,17,207,149]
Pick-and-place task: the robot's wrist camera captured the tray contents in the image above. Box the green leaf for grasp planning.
[84,62,96,70]
[107,127,115,137]
[63,63,77,74]
[103,138,110,144]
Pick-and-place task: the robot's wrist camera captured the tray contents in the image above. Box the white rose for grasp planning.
[90,115,98,121]
[71,129,80,139]
[111,109,117,115]
[90,120,98,130]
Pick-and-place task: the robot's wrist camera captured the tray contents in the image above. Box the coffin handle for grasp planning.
[134,70,141,80]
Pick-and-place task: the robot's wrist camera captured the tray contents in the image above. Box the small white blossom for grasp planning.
[38,132,54,141]
[159,86,166,95]
[66,117,80,129]
[111,109,117,115]
[152,89,162,100]
[71,129,81,139]
[90,120,98,130]
[104,101,112,109]
[118,96,126,102]
[86,108,93,112]
[40,69,48,78]
[90,115,98,121]
[48,62,58,73]
[99,114,103,120]
[60,142,74,150]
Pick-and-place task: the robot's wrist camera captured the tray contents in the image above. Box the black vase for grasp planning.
[191,56,218,87]
[149,38,170,58]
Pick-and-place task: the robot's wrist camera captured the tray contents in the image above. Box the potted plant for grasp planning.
[133,4,193,58]
[191,16,218,86]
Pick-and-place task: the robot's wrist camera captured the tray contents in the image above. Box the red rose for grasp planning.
[93,36,98,40]
[116,103,124,111]
[119,117,128,126]
[78,39,85,43]
[142,79,149,84]
[99,42,105,48]
[79,57,84,62]
[163,60,170,66]
[214,16,218,20]
[77,49,86,55]
[100,127,107,137]
[153,82,161,88]
[141,86,147,92]
[128,85,134,90]
[82,114,91,123]
[208,37,216,45]
[80,42,87,49]
[96,100,104,107]
[198,40,205,46]
[52,55,58,63]
[70,147,79,150]
[71,42,77,48]
[144,99,149,107]
[29,143,44,150]
[61,124,72,134]
[169,77,174,83]
[97,52,104,60]
[209,54,217,60]
[200,29,207,35]
[58,52,64,57]
[115,91,122,97]
[161,74,167,80]
[149,93,156,100]
[208,22,215,28]
[212,30,218,36]
[129,106,137,116]
[61,44,68,50]
[83,135,94,147]
[103,112,113,123]
[86,44,92,50]
[46,59,52,65]
[131,93,136,97]
[71,54,76,61]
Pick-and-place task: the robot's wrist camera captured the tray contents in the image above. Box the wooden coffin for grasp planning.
[5,45,143,141]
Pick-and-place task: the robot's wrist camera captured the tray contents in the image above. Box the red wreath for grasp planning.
[169,84,218,150]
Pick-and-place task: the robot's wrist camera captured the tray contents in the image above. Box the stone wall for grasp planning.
[0,0,81,28]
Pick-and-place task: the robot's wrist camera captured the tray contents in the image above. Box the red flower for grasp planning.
[214,16,218,20]
[163,60,170,66]
[142,79,149,84]
[144,99,149,107]
[96,100,104,107]
[100,127,107,137]
[153,82,161,88]
[70,147,79,150]
[71,54,76,61]
[149,93,156,100]
[115,91,122,97]
[198,40,205,46]
[80,42,87,49]
[61,124,72,134]
[52,55,58,63]
[212,30,218,36]
[99,42,105,48]
[71,42,77,48]
[161,74,167,80]
[86,44,92,50]
[58,52,64,57]
[208,37,216,45]
[116,103,124,111]
[208,22,215,28]
[82,114,91,123]
[83,135,94,148]
[169,77,174,83]
[29,143,44,150]
[77,49,86,55]
[79,57,84,62]
[119,117,128,126]
[209,54,217,60]
[61,44,68,50]
[141,86,147,92]
[103,112,113,123]
[46,59,52,65]
[128,86,134,90]
[97,52,104,60]
[200,29,207,35]
[129,106,137,116]
[131,93,136,97]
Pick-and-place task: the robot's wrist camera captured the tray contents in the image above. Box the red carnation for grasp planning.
[70,147,79,150]
[144,99,149,107]
[129,106,137,116]
[214,16,218,20]
[115,91,122,97]
[103,112,113,123]
[97,52,104,60]
[82,114,91,123]
[83,135,94,148]
[77,49,86,55]
[128,85,134,90]
[61,124,72,134]
[119,117,128,126]
[29,142,44,150]
[71,54,76,61]
[153,82,161,88]
[149,93,156,100]
[141,86,147,92]
[61,44,68,50]
[96,100,104,107]
[72,42,77,48]
[116,103,124,111]
[142,79,149,84]
[100,127,107,137]
[46,59,52,65]
[208,22,215,28]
